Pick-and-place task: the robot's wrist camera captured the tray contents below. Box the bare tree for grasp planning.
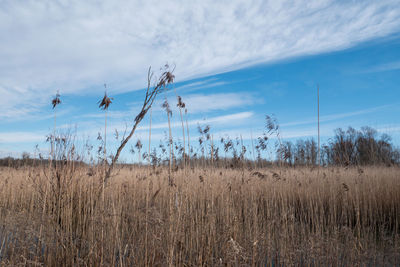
[104,65,175,184]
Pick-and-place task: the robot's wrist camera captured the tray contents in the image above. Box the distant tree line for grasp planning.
[278,126,400,166]
[0,152,87,169]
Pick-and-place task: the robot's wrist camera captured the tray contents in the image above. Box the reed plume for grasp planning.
[176,95,186,169]
[98,85,113,266]
[163,97,174,185]
[51,91,61,161]
[98,87,113,165]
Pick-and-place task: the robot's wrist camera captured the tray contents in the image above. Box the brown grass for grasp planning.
[0,166,399,266]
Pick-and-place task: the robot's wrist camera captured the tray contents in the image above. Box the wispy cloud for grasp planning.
[84,111,254,139]
[0,131,46,143]
[0,149,24,158]
[174,78,220,92]
[180,81,229,94]
[131,91,258,115]
[0,110,253,145]
[363,61,400,73]
[212,126,325,141]
[159,92,257,114]
[376,125,400,134]
[1,0,400,119]
[136,111,254,132]
[183,93,257,113]
[281,104,393,127]
[280,123,400,141]
[79,110,131,120]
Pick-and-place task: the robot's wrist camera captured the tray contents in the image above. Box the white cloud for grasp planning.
[1,0,400,119]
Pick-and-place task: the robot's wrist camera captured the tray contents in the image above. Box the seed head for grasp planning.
[177,96,185,108]
[162,99,172,115]
[52,91,61,109]
[98,92,113,110]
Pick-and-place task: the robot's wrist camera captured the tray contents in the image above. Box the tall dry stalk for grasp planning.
[51,91,61,162]
[135,139,143,164]
[40,91,61,257]
[163,97,173,185]
[148,108,152,173]
[98,87,113,266]
[176,95,186,169]
[240,135,245,181]
[197,125,210,168]
[210,134,214,169]
[98,87,113,166]
[250,130,256,169]
[98,88,113,186]
[317,84,320,167]
[185,108,190,170]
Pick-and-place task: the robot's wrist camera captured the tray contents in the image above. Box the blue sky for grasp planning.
[1,0,400,161]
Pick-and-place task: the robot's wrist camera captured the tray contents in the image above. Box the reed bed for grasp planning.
[0,165,399,266]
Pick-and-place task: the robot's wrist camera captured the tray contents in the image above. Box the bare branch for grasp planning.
[104,65,175,184]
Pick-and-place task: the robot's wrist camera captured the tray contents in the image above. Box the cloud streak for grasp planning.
[136,111,254,131]
[0,110,253,145]
[281,104,394,127]
[363,61,400,73]
[0,131,46,143]
[151,92,257,114]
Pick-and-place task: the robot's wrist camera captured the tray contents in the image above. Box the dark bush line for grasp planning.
[278,126,400,166]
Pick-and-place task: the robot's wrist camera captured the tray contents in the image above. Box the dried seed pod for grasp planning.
[98,92,113,110]
[52,91,61,109]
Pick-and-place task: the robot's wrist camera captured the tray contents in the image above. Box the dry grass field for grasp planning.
[0,165,399,266]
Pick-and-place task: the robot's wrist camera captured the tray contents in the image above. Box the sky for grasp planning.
[1,0,400,162]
